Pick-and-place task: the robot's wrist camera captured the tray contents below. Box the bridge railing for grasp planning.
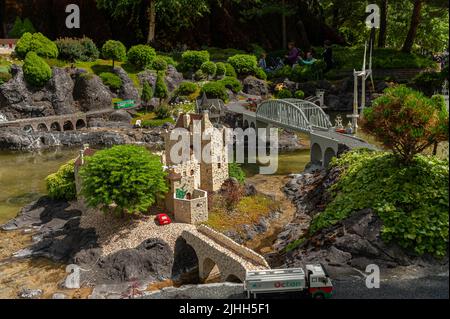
[197,225,270,269]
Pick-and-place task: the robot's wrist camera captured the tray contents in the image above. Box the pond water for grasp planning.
[0,149,80,224]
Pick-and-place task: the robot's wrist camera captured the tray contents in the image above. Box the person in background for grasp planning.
[299,50,317,65]
[258,52,271,72]
[285,42,301,66]
[322,40,334,72]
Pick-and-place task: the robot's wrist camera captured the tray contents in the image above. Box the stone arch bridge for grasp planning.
[227,98,376,167]
[180,225,269,283]
[0,113,88,133]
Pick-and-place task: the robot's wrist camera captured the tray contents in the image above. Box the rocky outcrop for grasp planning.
[243,76,269,96]
[138,66,183,93]
[113,67,140,102]
[73,73,112,112]
[108,110,133,123]
[46,67,76,115]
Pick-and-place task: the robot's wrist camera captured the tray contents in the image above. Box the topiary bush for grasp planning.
[99,72,122,92]
[310,149,449,257]
[276,88,293,99]
[200,81,228,101]
[23,52,52,87]
[182,50,210,71]
[151,56,168,71]
[127,44,156,70]
[15,32,58,59]
[194,69,206,81]
[227,54,257,77]
[45,159,77,201]
[218,76,242,93]
[55,37,99,62]
[200,61,217,78]
[154,71,168,105]
[255,67,267,80]
[141,82,154,108]
[228,162,246,184]
[294,90,305,99]
[215,62,226,78]
[80,145,168,215]
[224,63,237,77]
[176,81,199,96]
[102,40,127,68]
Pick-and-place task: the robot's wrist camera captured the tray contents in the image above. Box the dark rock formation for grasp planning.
[113,67,140,102]
[73,73,112,112]
[138,67,183,93]
[46,67,76,115]
[243,76,269,96]
[109,110,133,123]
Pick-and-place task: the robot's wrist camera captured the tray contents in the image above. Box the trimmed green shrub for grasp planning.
[9,17,36,38]
[80,145,168,215]
[194,69,206,81]
[294,90,305,99]
[182,50,210,71]
[152,56,168,71]
[215,62,226,77]
[158,55,177,67]
[228,162,246,184]
[227,54,257,77]
[155,104,172,119]
[102,40,127,68]
[45,159,76,201]
[141,82,154,105]
[201,61,217,77]
[176,81,199,96]
[218,76,242,93]
[127,44,156,70]
[276,89,293,99]
[154,71,168,104]
[55,37,99,62]
[99,72,122,91]
[224,63,237,77]
[255,67,267,80]
[200,81,228,101]
[142,117,175,128]
[15,32,58,59]
[23,52,52,87]
[310,149,449,257]
[0,72,11,85]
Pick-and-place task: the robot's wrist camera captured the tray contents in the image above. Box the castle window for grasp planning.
[191,169,195,176]
[218,163,222,169]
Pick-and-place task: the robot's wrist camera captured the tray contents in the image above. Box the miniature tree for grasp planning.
[141,82,154,111]
[80,145,168,216]
[127,44,156,69]
[154,71,168,106]
[23,52,52,87]
[102,40,127,68]
[361,86,449,165]
[9,17,36,38]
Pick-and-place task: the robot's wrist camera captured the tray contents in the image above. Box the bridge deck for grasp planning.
[312,129,377,150]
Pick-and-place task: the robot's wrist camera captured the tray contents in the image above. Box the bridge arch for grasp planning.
[201,258,222,283]
[225,274,242,283]
[50,122,61,132]
[23,125,34,133]
[311,143,323,165]
[323,147,337,168]
[37,123,48,132]
[76,119,87,130]
[63,121,74,131]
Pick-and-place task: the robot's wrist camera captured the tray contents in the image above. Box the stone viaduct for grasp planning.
[181,225,270,283]
[0,113,87,133]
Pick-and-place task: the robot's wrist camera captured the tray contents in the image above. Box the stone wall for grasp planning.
[174,190,208,224]
[198,225,270,268]
[139,283,245,299]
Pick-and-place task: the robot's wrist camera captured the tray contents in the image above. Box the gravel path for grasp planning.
[79,206,195,256]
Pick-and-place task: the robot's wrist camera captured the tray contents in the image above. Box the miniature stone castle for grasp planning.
[163,111,229,224]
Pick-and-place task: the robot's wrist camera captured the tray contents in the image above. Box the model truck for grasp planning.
[244,264,333,299]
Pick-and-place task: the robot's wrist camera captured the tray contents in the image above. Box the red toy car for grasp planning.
[155,214,172,226]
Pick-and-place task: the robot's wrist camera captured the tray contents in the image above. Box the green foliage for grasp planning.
[102,40,127,67]
[151,56,168,71]
[200,81,228,101]
[45,159,77,201]
[0,72,11,85]
[141,82,153,103]
[141,117,175,128]
[154,72,168,102]
[218,76,242,94]
[157,55,177,67]
[224,63,237,77]
[194,69,206,81]
[155,104,172,119]
[80,145,168,215]
[176,81,199,96]
[294,90,305,99]
[310,149,449,257]
[215,62,226,77]
[23,52,52,87]
[228,162,246,184]
[8,17,36,38]
[276,89,293,99]
[55,37,99,62]
[182,50,210,71]
[127,44,156,69]
[362,86,449,164]
[227,54,257,77]
[255,67,267,80]
[200,61,217,77]
[99,72,122,91]
[15,32,58,59]
[411,71,446,96]
[268,65,292,80]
